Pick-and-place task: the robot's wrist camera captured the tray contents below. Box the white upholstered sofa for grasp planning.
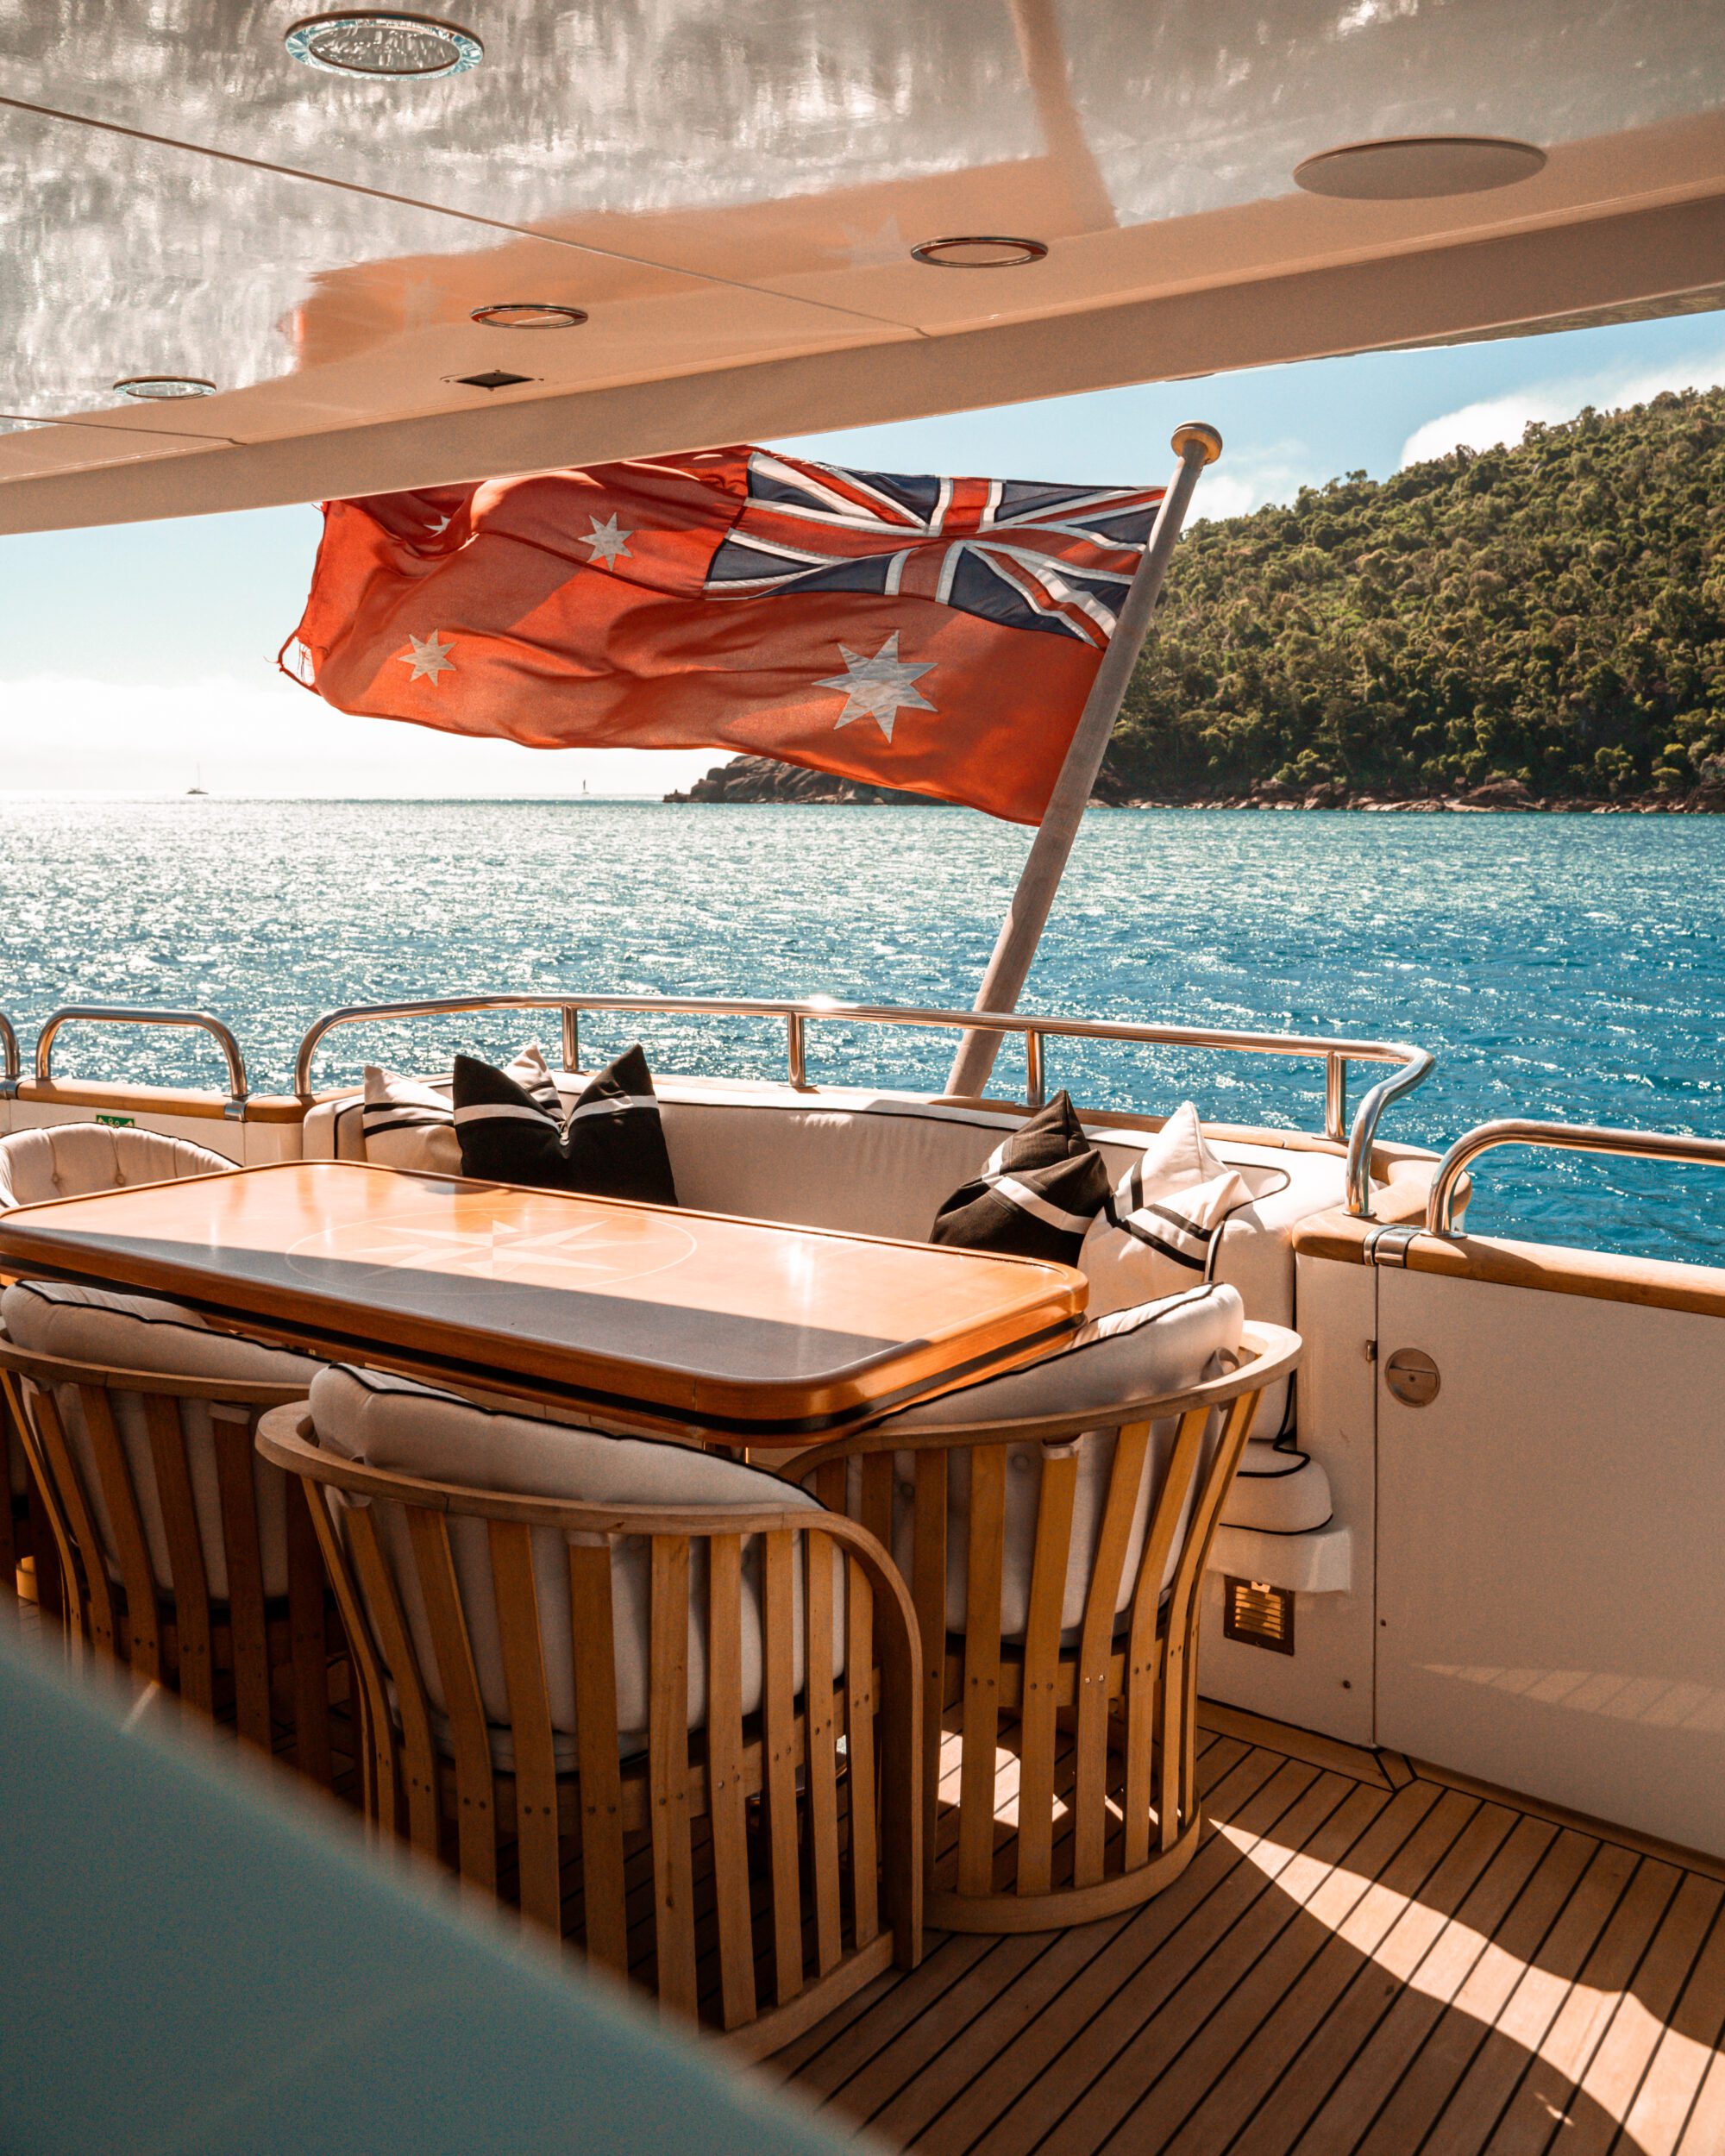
[304,1069,1361,1536]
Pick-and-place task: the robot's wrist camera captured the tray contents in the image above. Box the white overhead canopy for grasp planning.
[3,0,1722,530]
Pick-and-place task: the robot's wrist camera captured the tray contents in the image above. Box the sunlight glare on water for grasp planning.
[0,799,1719,1264]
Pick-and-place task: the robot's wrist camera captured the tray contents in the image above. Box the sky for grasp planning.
[2,308,1722,797]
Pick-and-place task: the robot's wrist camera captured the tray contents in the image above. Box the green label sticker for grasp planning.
[94,1114,135,1128]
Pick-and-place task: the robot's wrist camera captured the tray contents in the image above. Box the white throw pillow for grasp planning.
[361,1043,559,1175]
[309,1364,844,1758]
[861,1282,1244,1638]
[1080,1101,1254,1304]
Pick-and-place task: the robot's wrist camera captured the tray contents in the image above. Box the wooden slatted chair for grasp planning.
[793,1285,1302,1932]
[0,1121,236,1617]
[257,1368,922,2054]
[0,1388,60,1621]
[0,1288,345,1789]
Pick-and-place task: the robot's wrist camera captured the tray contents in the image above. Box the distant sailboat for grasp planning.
[187,763,208,796]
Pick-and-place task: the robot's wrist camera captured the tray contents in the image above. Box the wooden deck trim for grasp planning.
[1195,1697,1396,1792]
[1404,1752,1725,1890]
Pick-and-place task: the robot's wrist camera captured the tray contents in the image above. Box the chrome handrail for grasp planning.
[35,1006,250,1116]
[1427,1117,1725,1234]
[292,993,1433,1219]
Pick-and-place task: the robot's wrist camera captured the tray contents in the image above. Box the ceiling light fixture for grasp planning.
[285,12,482,79]
[470,303,589,330]
[910,235,1048,269]
[113,375,216,400]
[1294,135,1546,201]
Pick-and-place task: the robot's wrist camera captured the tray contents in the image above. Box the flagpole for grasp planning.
[944,422,1221,1100]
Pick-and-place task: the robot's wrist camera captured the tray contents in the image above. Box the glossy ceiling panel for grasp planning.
[3,1,1722,331]
[1,0,1723,523]
[0,96,904,441]
[0,415,224,477]
[0,3,1042,233]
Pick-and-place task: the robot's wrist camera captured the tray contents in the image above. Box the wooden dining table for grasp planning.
[0,1160,1087,1444]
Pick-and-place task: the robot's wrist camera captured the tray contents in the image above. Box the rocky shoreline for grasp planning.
[664,755,1725,815]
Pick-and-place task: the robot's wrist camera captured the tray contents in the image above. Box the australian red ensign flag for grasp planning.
[283,447,1165,824]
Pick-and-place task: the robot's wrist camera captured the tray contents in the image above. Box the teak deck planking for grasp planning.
[768,1708,1725,2155]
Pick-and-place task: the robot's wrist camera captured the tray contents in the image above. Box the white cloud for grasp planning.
[1189,442,1322,523]
[1401,344,1725,467]
[0,674,718,797]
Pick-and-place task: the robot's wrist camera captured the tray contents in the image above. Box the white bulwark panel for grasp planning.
[1375,1265,1725,1859]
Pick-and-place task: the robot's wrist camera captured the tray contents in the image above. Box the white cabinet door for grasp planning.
[1376,1267,1725,1857]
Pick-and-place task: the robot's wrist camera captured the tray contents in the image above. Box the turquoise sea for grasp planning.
[0,799,1719,1266]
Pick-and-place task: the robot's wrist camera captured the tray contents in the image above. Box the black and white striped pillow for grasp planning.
[361,1044,559,1175]
[930,1091,1109,1264]
[1105,1165,1251,1274]
[1086,1101,1254,1286]
[452,1043,678,1206]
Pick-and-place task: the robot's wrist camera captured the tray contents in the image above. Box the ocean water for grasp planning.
[0,798,1719,1265]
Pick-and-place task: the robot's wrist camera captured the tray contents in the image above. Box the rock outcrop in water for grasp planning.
[669,388,1725,812]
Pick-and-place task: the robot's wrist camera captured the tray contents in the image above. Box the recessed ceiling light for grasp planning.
[1294,135,1546,201]
[451,369,536,392]
[469,303,589,330]
[909,235,1049,269]
[113,375,216,400]
[285,12,482,79]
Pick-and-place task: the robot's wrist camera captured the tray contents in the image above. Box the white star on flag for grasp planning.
[817,632,938,743]
[398,630,456,685]
[583,514,634,568]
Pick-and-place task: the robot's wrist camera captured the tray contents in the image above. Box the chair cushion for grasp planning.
[1219,1441,1333,1534]
[309,1365,837,1758]
[0,1125,233,1212]
[862,1282,1244,1638]
[361,1043,559,1176]
[1,1280,322,1599]
[453,1044,678,1206]
[930,1091,1110,1264]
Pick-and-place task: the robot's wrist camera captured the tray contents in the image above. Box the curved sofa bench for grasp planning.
[304,1070,1372,1529]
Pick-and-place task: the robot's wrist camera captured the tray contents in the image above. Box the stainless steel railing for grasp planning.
[292,993,1433,1219]
[34,1006,250,1117]
[0,1012,18,1097]
[1427,1117,1725,1234]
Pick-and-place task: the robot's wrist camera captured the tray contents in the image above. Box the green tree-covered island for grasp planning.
[674,386,1725,812]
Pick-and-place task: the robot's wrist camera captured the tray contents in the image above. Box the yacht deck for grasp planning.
[766,1708,1725,2156]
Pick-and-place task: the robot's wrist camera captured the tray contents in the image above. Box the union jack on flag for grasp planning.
[703,449,1167,649]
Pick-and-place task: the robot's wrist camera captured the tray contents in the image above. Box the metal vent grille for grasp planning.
[1223,1577,1295,1656]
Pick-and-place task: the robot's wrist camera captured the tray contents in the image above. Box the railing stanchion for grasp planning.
[1025,1031,1045,1112]
[787,1013,809,1091]
[1325,1054,1347,1144]
[561,1006,580,1075]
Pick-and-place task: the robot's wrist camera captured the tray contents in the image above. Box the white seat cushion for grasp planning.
[309,1365,843,1760]
[1219,1442,1333,1534]
[1,1280,322,1598]
[0,1125,233,1211]
[861,1282,1244,1639]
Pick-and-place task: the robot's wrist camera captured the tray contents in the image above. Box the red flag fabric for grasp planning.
[283,447,1166,824]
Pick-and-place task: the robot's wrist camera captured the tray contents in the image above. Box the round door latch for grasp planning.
[1384,1347,1440,1407]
